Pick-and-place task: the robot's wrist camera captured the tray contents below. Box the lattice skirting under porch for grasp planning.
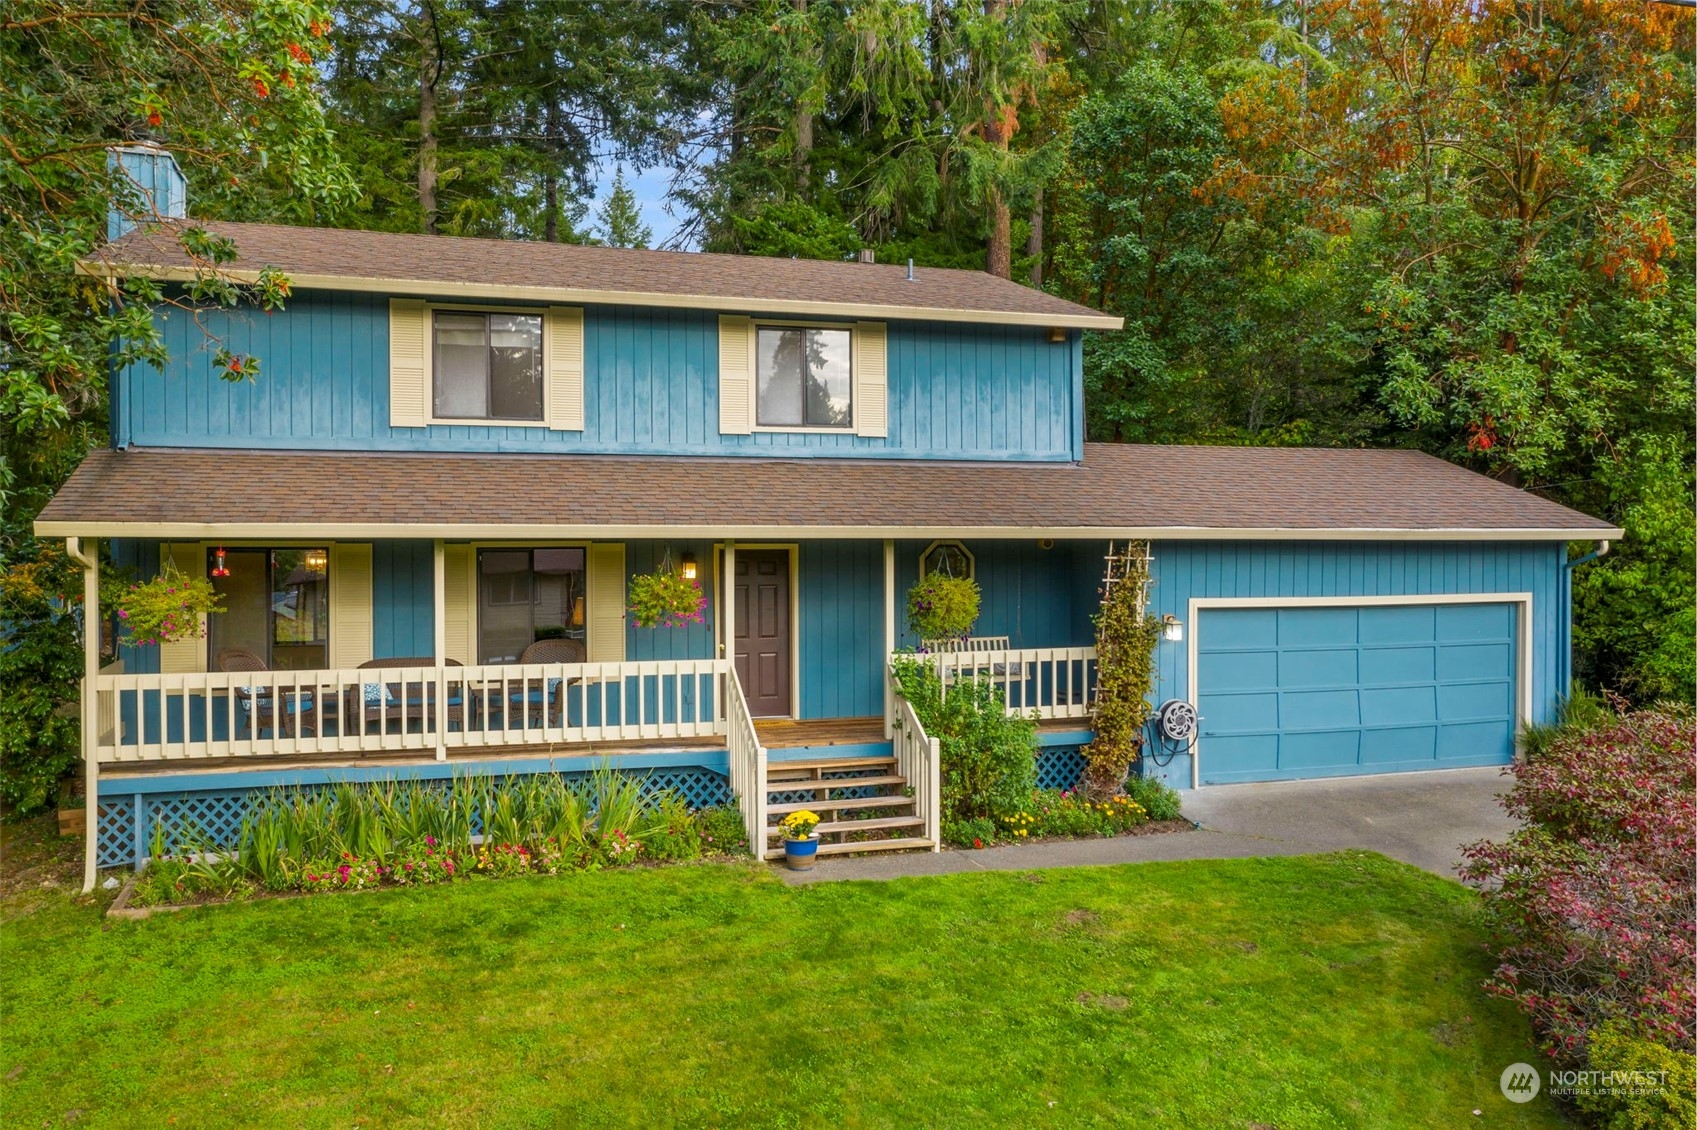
[96,766,733,869]
[1035,747,1087,792]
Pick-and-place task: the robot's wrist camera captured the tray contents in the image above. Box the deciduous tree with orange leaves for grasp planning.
[1216,0,1694,700]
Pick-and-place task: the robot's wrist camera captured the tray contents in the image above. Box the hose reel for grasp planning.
[1142,698,1199,768]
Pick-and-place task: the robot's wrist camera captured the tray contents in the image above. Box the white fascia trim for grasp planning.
[75,262,1126,331]
[1184,592,1536,790]
[34,520,1624,541]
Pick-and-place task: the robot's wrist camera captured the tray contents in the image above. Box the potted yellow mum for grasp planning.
[778,810,821,871]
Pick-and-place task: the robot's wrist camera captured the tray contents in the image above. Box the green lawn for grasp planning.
[2,833,1570,1129]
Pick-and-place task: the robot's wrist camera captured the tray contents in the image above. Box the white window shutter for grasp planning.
[327,543,373,669]
[545,306,585,431]
[718,315,754,435]
[586,543,626,662]
[442,544,473,664]
[854,321,888,438]
[389,298,428,428]
[158,543,207,673]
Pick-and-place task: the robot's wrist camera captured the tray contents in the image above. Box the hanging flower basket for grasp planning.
[115,562,224,646]
[906,573,980,645]
[627,569,706,629]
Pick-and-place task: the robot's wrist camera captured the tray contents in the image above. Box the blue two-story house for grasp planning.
[41,146,1618,886]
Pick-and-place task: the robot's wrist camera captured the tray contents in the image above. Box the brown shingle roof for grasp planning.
[85,220,1122,329]
[36,444,1617,539]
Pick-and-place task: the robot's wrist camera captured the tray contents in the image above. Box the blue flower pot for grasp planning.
[783,835,820,871]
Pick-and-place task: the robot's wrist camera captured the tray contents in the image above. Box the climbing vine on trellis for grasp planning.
[1082,542,1163,799]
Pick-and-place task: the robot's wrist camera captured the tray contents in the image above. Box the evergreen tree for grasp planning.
[595,167,653,249]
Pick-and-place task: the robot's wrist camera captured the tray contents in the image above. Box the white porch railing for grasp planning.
[91,659,728,764]
[923,646,1098,721]
[887,664,942,851]
[723,667,768,852]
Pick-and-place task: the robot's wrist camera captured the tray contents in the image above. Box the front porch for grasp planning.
[70,532,1107,885]
[83,653,1100,871]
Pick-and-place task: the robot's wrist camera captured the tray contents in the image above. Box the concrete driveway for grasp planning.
[776,766,1520,885]
[1179,765,1519,878]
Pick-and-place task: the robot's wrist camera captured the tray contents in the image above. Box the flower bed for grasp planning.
[127,768,749,908]
[943,777,1186,849]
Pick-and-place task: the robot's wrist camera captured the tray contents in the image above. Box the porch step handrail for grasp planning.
[722,666,768,852]
[887,664,942,852]
[926,646,1098,721]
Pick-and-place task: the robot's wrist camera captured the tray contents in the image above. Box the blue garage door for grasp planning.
[1196,602,1517,784]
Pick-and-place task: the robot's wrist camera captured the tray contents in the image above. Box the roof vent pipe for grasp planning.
[906,258,914,281]
[857,248,875,264]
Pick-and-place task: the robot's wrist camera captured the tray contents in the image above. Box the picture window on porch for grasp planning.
[920,540,974,580]
[433,310,543,421]
[477,548,586,663]
[756,325,852,428]
[207,548,329,670]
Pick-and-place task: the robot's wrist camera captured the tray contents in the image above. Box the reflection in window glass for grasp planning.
[757,326,852,428]
[208,548,329,670]
[477,547,586,663]
[432,311,543,421]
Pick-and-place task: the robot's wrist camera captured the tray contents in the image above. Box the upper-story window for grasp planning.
[756,325,852,429]
[433,311,544,421]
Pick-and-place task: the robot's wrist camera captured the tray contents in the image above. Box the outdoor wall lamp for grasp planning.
[681,553,698,580]
[1162,614,1183,642]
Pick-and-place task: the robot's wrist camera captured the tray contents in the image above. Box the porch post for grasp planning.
[432,540,447,761]
[721,541,736,666]
[883,538,895,737]
[68,537,100,893]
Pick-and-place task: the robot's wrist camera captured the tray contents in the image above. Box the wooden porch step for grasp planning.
[766,756,895,776]
[766,793,915,817]
[765,814,924,839]
[764,773,907,794]
[764,837,934,860]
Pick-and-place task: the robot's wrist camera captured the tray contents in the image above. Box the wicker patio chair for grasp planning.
[216,647,316,737]
[510,638,587,726]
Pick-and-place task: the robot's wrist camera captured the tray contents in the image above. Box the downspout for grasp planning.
[1559,540,1611,702]
[66,537,100,893]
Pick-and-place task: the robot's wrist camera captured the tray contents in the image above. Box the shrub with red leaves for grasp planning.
[1460,707,1695,1067]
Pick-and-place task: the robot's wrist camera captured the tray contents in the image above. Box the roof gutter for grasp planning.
[73,260,1127,331]
[33,519,1626,542]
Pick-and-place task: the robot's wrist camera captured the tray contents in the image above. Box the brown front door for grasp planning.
[733,549,792,717]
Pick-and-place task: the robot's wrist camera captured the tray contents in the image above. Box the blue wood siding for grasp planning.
[117,292,1082,461]
[109,538,160,674]
[892,538,1099,651]
[625,540,719,662]
[798,541,884,718]
[373,540,434,658]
